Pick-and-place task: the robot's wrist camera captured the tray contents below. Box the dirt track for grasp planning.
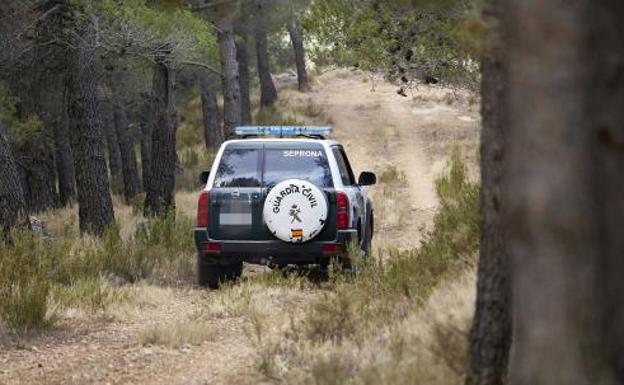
[0,70,479,385]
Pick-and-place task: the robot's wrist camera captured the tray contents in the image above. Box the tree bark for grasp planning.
[465,1,512,384]
[144,53,177,216]
[288,18,310,92]
[139,92,153,193]
[200,75,223,148]
[0,120,27,235]
[103,110,122,183]
[217,14,242,136]
[236,34,252,124]
[113,97,141,202]
[53,107,76,206]
[19,142,57,213]
[505,0,624,383]
[255,29,278,108]
[66,17,114,236]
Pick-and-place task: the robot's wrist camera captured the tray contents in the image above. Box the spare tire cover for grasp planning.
[263,179,328,243]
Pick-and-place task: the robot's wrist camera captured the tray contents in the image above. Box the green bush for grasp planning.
[0,232,53,333]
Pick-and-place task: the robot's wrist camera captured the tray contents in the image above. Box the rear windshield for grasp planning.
[213,147,333,188]
[213,149,261,188]
[264,149,333,188]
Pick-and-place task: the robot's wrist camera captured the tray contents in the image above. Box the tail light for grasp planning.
[322,243,345,254]
[202,242,221,254]
[336,191,350,229]
[197,191,210,227]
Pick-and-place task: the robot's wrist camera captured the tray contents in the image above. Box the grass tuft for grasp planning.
[139,318,215,348]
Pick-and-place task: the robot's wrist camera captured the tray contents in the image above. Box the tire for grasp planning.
[225,261,243,281]
[198,261,226,289]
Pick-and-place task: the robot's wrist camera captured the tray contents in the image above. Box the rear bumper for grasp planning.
[194,228,357,265]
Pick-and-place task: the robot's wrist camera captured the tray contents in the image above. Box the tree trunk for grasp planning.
[288,18,310,92]
[20,145,58,213]
[200,75,223,148]
[53,110,76,206]
[113,98,141,202]
[0,121,27,235]
[505,0,624,383]
[255,29,278,108]
[217,15,242,136]
[236,34,252,124]
[144,54,177,216]
[139,92,153,193]
[465,1,512,384]
[66,18,114,236]
[103,111,122,183]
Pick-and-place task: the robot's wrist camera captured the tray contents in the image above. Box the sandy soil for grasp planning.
[0,70,479,385]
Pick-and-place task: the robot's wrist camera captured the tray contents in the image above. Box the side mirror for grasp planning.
[358,171,376,186]
[198,170,210,186]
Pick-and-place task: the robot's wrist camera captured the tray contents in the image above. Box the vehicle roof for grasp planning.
[222,138,341,146]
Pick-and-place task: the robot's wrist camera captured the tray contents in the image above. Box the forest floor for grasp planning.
[0,69,480,385]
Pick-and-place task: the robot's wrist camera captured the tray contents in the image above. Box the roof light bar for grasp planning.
[235,126,333,138]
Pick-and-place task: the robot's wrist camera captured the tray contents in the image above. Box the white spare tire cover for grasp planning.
[264,179,328,243]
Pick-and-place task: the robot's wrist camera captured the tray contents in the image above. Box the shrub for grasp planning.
[0,232,53,333]
[0,211,195,334]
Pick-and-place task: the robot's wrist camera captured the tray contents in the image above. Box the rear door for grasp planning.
[210,141,339,242]
[209,143,264,240]
[262,142,337,242]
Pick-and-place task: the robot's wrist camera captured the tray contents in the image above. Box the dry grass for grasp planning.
[0,194,196,335]
[139,317,216,348]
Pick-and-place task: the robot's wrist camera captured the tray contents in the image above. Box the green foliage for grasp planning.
[304,0,481,87]
[0,233,53,333]
[0,81,45,150]
[96,0,219,65]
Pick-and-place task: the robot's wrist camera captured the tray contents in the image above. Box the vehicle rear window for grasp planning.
[213,149,261,187]
[263,149,333,188]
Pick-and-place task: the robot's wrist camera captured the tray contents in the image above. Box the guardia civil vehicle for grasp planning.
[195,126,376,288]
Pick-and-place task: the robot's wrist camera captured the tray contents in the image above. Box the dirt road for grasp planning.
[0,70,479,385]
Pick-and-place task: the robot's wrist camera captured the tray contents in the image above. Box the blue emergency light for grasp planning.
[235,126,333,138]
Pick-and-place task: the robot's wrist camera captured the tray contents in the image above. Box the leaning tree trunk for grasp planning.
[217,15,242,136]
[464,1,512,384]
[139,92,153,193]
[505,0,624,384]
[236,33,252,124]
[255,29,278,108]
[288,18,310,92]
[66,18,114,236]
[0,121,27,235]
[113,98,141,202]
[200,75,223,148]
[144,54,177,217]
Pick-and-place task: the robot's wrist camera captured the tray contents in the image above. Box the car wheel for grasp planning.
[226,261,243,281]
[198,261,226,289]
